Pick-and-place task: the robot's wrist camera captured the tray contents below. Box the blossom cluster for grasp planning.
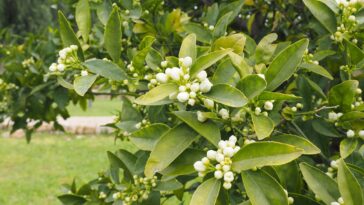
[49,45,80,73]
[194,136,240,189]
[330,197,345,205]
[332,0,360,42]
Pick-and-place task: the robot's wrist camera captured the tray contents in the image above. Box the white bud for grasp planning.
[193,161,206,172]
[70,45,78,50]
[359,130,364,138]
[257,74,265,79]
[197,71,208,81]
[224,171,234,182]
[203,99,214,109]
[150,79,158,85]
[189,91,196,98]
[331,202,340,205]
[357,88,362,94]
[183,74,190,80]
[229,135,237,144]
[214,170,223,179]
[156,73,168,83]
[338,197,344,204]
[331,160,338,169]
[161,61,168,68]
[328,112,338,121]
[216,153,225,162]
[219,108,229,120]
[223,182,232,189]
[291,107,297,112]
[49,63,57,72]
[182,56,193,67]
[177,92,189,102]
[223,147,235,157]
[218,140,227,149]
[168,67,182,81]
[202,157,210,165]
[59,50,67,59]
[255,107,261,115]
[208,25,215,30]
[57,64,65,71]
[188,99,196,106]
[264,101,274,110]
[234,146,240,153]
[288,197,294,204]
[346,129,355,138]
[349,15,356,22]
[222,165,230,172]
[207,150,217,160]
[179,85,187,92]
[190,83,200,92]
[81,70,88,76]
[135,123,141,129]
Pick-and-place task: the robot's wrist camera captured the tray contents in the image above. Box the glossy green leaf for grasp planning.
[132,36,156,69]
[300,63,333,80]
[212,59,239,85]
[96,0,111,25]
[130,124,170,151]
[144,124,199,177]
[107,150,135,182]
[302,76,326,99]
[190,178,221,205]
[257,91,301,101]
[328,80,359,112]
[299,162,340,204]
[255,33,278,64]
[57,77,74,90]
[337,159,363,205]
[179,33,196,62]
[345,39,364,65]
[83,59,128,81]
[242,170,288,205]
[213,33,246,54]
[251,114,274,140]
[303,0,337,33]
[134,83,178,105]
[58,194,86,205]
[173,111,220,147]
[104,5,122,62]
[228,52,253,78]
[190,49,231,77]
[270,134,321,155]
[73,74,98,96]
[339,111,364,121]
[236,75,267,99]
[232,142,303,172]
[213,12,232,38]
[75,0,91,42]
[203,84,248,108]
[154,179,183,191]
[266,39,308,91]
[340,138,358,159]
[183,23,212,43]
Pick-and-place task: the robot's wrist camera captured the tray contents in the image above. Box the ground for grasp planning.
[0,133,136,205]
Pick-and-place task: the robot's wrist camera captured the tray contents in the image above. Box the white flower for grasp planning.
[214,170,223,179]
[346,129,355,138]
[264,101,274,110]
[182,56,193,67]
[57,64,65,71]
[179,85,186,92]
[255,107,261,115]
[81,70,88,76]
[359,130,364,138]
[207,150,217,160]
[224,171,234,182]
[59,50,67,59]
[49,63,57,72]
[177,92,189,102]
[223,147,235,157]
[161,61,168,68]
[218,140,227,149]
[190,83,200,92]
[199,79,213,92]
[202,157,210,165]
[257,74,265,79]
[197,71,207,81]
[188,99,196,106]
[194,161,206,172]
[222,165,230,172]
[328,112,338,121]
[156,73,168,83]
[167,67,182,81]
[229,135,237,144]
[183,74,190,80]
[223,182,232,189]
[215,153,225,162]
[189,91,196,98]
[219,108,229,120]
[203,99,214,109]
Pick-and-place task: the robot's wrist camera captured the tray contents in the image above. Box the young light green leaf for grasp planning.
[299,162,340,205]
[232,142,303,172]
[228,52,253,78]
[73,74,98,96]
[242,170,289,205]
[203,84,248,108]
[251,114,274,140]
[134,83,178,105]
[75,0,91,42]
[254,33,278,64]
[83,59,128,81]
[213,33,246,54]
[130,124,170,151]
[212,59,239,85]
[303,0,337,33]
[190,178,221,205]
[236,75,267,99]
[104,5,122,62]
[266,39,309,91]
[270,134,321,155]
[337,159,364,205]
[173,111,220,147]
[190,49,231,77]
[328,80,359,112]
[340,138,358,159]
[179,33,196,62]
[58,11,84,60]
[300,63,333,80]
[144,124,199,177]
[257,91,302,101]
[57,76,74,90]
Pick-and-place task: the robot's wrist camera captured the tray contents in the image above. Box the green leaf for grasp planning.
[134,83,178,105]
[251,114,274,140]
[340,138,358,159]
[173,111,220,147]
[58,11,83,61]
[190,178,221,205]
[58,194,86,205]
[228,52,253,78]
[132,36,156,69]
[104,5,122,62]
[190,49,231,77]
[299,162,340,205]
[83,59,128,81]
[203,84,248,108]
[345,39,364,65]
[179,33,196,62]
[144,124,199,177]
[96,0,111,25]
[257,91,302,101]
[266,39,308,91]
[212,59,239,85]
[242,170,289,205]
[232,142,303,172]
[337,159,364,205]
[270,134,321,155]
[130,124,170,151]
[120,97,142,122]
[73,74,98,96]
[213,34,246,54]
[183,23,212,43]
[154,179,183,191]
[213,12,232,38]
[160,149,205,180]
[75,0,91,42]
[328,80,359,112]
[107,150,135,182]
[254,33,278,64]
[57,77,74,90]
[302,76,326,99]
[339,111,364,121]
[303,0,337,33]
[236,75,267,99]
[299,63,333,80]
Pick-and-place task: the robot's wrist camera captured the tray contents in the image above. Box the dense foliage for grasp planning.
[2,0,364,205]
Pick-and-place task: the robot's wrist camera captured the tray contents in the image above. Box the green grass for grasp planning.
[0,133,136,205]
[67,97,122,116]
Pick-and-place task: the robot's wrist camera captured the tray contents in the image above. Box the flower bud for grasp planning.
[219,108,229,120]
[156,73,168,83]
[207,150,217,160]
[203,99,214,109]
[346,129,355,138]
[223,182,232,189]
[182,56,193,67]
[177,92,189,102]
[193,161,206,172]
[197,71,207,81]
[264,101,274,110]
[214,170,223,179]
[81,70,88,76]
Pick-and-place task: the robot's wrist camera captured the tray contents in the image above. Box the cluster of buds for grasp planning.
[135,119,151,129]
[352,88,363,108]
[331,197,345,205]
[152,56,213,106]
[21,57,35,67]
[112,175,157,205]
[303,49,319,65]
[328,111,343,122]
[346,129,364,139]
[49,45,80,73]
[332,0,360,42]
[254,101,275,116]
[194,136,241,189]
[326,160,339,178]
[284,189,295,204]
